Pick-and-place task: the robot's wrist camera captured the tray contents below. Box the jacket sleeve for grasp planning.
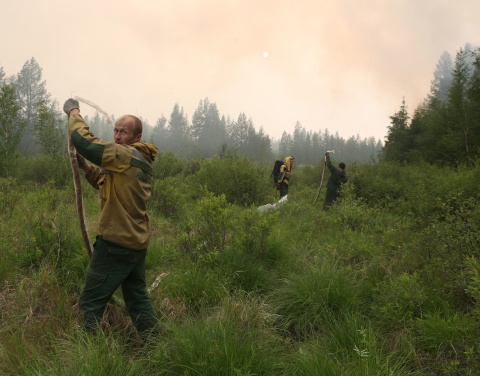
[68,114,132,172]
[326,156,336,174]
[83,166,101,189]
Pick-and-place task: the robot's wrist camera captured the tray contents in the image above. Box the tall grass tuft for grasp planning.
[218,247,273,294]
[22,331,146,376]
[0,265,77,374]
[162,264,226,313]
[148,293,286,375]
[269,257,361,339]
[415,310,478,353]
[289,341,342,376]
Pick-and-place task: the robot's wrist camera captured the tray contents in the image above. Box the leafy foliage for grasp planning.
[177,191,233,257]
[194,154,270,206]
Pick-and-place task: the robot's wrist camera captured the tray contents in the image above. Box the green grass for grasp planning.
[1,157,480,374]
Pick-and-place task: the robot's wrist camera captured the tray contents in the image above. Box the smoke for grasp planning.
[3,0,480,140]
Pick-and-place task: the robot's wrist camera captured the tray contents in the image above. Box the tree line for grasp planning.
[383,43,480,165]
[0,57,383,178]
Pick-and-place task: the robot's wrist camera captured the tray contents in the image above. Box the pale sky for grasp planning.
[1,0,479,141]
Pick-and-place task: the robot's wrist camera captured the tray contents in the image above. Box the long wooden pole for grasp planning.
[313,157,327,206]
[67,96,115,258]
[68,138,92,258]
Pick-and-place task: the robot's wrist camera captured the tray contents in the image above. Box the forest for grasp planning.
[0,56,382,174]
[384,43,480,165]
[0,43,480,375]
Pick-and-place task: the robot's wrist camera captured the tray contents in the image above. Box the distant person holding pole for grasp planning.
[323,152,348,210]
[277,156,294,198]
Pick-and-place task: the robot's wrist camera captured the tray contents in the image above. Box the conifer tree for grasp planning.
[34,100,65,156]
[229,113,249,153]
[446,47,473,159]
[151,115,168,150]
[191,98,225,157]
[12,58,50,155]
[0,83,25,175]
[168,103,189,155]
[429,51,453,103]
[383,98,411,161]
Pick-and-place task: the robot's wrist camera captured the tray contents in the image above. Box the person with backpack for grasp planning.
[323,152,348,209]
[276,156,294,198]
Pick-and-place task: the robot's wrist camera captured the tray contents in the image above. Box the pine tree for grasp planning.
[383,98,411,162]
[429,51,453,103]
[229,113,249,153]
[0,84,26,175]
[151,115,168,150]
[446,47,473,159]
[12,58,50,155]
[34,100,66,156]
[168,103,189,155]
[191,98,225,157]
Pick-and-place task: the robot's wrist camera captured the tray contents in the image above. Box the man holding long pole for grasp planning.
[323,152,348,210]
[64,98,159,340]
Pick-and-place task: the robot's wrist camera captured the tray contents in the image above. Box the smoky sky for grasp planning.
[2,0,480,141]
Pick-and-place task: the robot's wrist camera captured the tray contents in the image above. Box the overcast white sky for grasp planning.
[1,0,479,141]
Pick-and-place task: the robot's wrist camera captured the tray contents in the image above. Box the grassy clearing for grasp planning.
[1,156,479,375]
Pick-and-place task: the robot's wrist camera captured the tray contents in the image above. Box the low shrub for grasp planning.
[194,155,270,206]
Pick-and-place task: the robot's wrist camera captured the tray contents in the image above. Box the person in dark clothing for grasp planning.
[323,152,348,209]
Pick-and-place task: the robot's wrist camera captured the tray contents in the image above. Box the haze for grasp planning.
[2,0,480,141]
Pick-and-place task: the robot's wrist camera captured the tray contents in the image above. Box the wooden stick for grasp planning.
[68,138,92,258]
[67,96,115,258]
[313,158,327,206]
[147,272,169,294]
[73,96,114,125]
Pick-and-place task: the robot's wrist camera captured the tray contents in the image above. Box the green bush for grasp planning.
[371,272,428,332]
[152,151,190,180]
[194,155,271,206]
[232,207,275,255]
[414,310,480,376]
[150,176,185,218]
[16,154,72,187]
[417,194,480,310]
[465,255,480,319]
[177,192,233,257]
[0,177,22,219]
